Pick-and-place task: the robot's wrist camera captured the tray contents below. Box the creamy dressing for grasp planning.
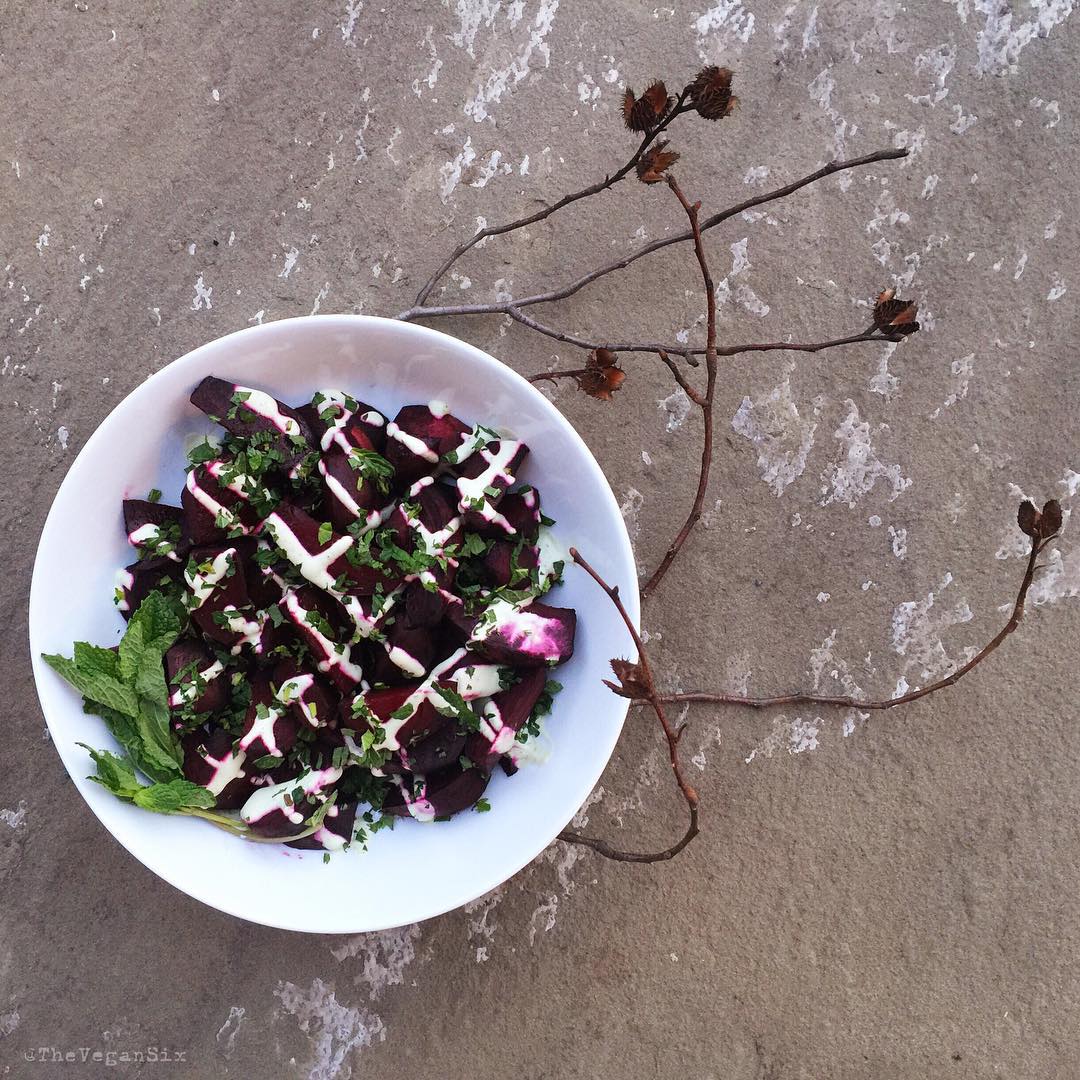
[169,659,226,707]
[127,522,178,559]
[222,607,265,653]
[449,663,505,700]
[277,673,322,726]
[315,389,358,453]
[385,422,438,463]
[339,588,399,640]
[201,744,248,797]
[444,425,492,465]
[427,399,449,418]
[263,513,353,592]
[239,387,301,437]
[384,644,426,679]
[239,703,287,756]
[240,765,342,825]
[455,439,522,515]
[477,700,518,755]
[282,591,365,684]
[184,548,236,609]
[536,526,569,585]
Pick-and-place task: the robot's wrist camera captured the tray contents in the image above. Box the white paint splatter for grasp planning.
[0,1006,19,1038]
[744,165,770,185]
[56,426,69,450]
[821,401,910,507]
[275,979,385,1079]
[0,802,27,829]
[215,1007,245,1058]
[330,924,422,999]
[731,376,819,496]
[869,343,900,400]
[190,275,213,310]
[745,716,820,763]
[694,0,756,59]
[1047,276,1067,301]
[527,894,559,944]
[619,487,644,542]
[439,137,477,202]
[279,246,301,279]
[973,0,1075,76]
[340,0,363,43]
[35,225,50,254]
[891,573,975,683]
[462,0,559,124]
[889,525,908,559]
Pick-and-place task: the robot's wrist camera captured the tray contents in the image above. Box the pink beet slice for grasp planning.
[384,404,469,484]
[190,376,313,471]
[382,764,490,818]
[318,447,382,530]
[181,727,254,810]
[164,640,229,715]
[287,801,358,850]
[464,666,548,773]
[471,601,576,667]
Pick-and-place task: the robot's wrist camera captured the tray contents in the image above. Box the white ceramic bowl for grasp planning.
[29,315,638,933]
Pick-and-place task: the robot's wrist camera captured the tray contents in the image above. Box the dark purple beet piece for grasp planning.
[279,586,364,691]
[469,486,542,540]
[298,394,387,454]
[123,500,187,562]
[358,684,441,745]
[165,640,229,715]
[287,801,358,850]
[181,727,254,810]
[117,557,184,620]
[383,765,490,818]
[384,405,469,484]
[403,580,446,627]
[181,463,264,545]
[373,622,436,685]
[471,601,576,667]
[271,658,339,729]
[190,376,313,471]
[480,540,538,588]
[318,446,382,530]
[401,721,467,776]
[464,667,547,773]
[186,544,254,645]
[237,671,298,760]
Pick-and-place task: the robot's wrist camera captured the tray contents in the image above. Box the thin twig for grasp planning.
[645,536,1052,712]
[657,350,704,404]
[558,547,699,862]
[526,367,589,386]
[640,175,718,600]
[412,93,692,307]
[397,148,908,323]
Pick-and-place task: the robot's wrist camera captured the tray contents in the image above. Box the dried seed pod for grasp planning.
[689,66,737,121]
[605,657,649,698]
[1017,500,1039,537]
[636,140,680,184]
[577,349,626,401]
[1041,498,1063,537]
[873,288,921,335]
[622,81,672,132]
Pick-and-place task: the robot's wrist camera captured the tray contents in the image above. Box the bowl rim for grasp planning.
[28,313,640,932]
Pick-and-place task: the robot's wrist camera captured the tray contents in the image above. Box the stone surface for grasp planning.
[3,2,1080,1078]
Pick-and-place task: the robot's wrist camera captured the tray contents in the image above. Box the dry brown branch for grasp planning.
[558,548,699,862]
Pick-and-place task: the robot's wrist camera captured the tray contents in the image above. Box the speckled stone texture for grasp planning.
[3,2,1080,1077]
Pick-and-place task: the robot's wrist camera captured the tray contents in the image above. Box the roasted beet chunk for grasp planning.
[165,640,228,715]
[123,499,187,562]
[403,579,446,627]
[472,486,542,541]
[287,800,358,851]
[181,461,267,545]
[182,727,253,809]
[298,390,387,454]
[401,720,467,776]
[237,671,298,760]
[355,683,441,747]
[471,601,576,667]
[384,404,469,484]
[464,667,548,773]
[318,447,384,529]
[190,376,313,472]
[184,544,256,646]
[116,557,184,620]
[383,764,490,819]
[480,540,538,588]
[240,767,341,838]
[271,658,339,729]
[279,586,365,690]
[456,440,528,531]
[374,620,437,685]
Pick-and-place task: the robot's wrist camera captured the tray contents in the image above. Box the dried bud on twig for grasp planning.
[622,81,672,132]
[636,141,680,184]
[1018,498,1064,540]
[605,658,649,699]
[689,66,737,120]
[873,288,920,335]
[578,348,626,400]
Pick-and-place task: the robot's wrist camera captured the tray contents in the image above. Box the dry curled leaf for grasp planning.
[689,65,737,121]
[578,348,626,400]
[622,81,672,132]
[1041,498,1063,537]
[1017,500,1039,537]
[873,287,921,336]
[636,140,680,184]
[605,657,649,699]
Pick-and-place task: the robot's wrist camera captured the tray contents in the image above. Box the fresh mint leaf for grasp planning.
[147,488,162,504]
[132,779,216,813]
[474,797,491,813]
[43,652,139,718]
[318,521,333,546]
[78,744,142,799]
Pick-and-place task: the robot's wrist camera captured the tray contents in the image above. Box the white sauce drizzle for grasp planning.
[390,775,436,823]
[239,703,286,756]
[477,700,517,755]
[240,765,342,825]
[184,548,235,609]
[385,422,438,463]
[202,745,248,796]
[263,513,353,592]
[239,387,301,437]
[185,469,242,530]
[372,647,468,751]
[169,659,226,707]
[282,591,364,684]
[318,458,364,519]
[277,673,322,726]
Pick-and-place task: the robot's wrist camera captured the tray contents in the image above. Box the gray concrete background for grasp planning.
[3,2,1080,1077]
